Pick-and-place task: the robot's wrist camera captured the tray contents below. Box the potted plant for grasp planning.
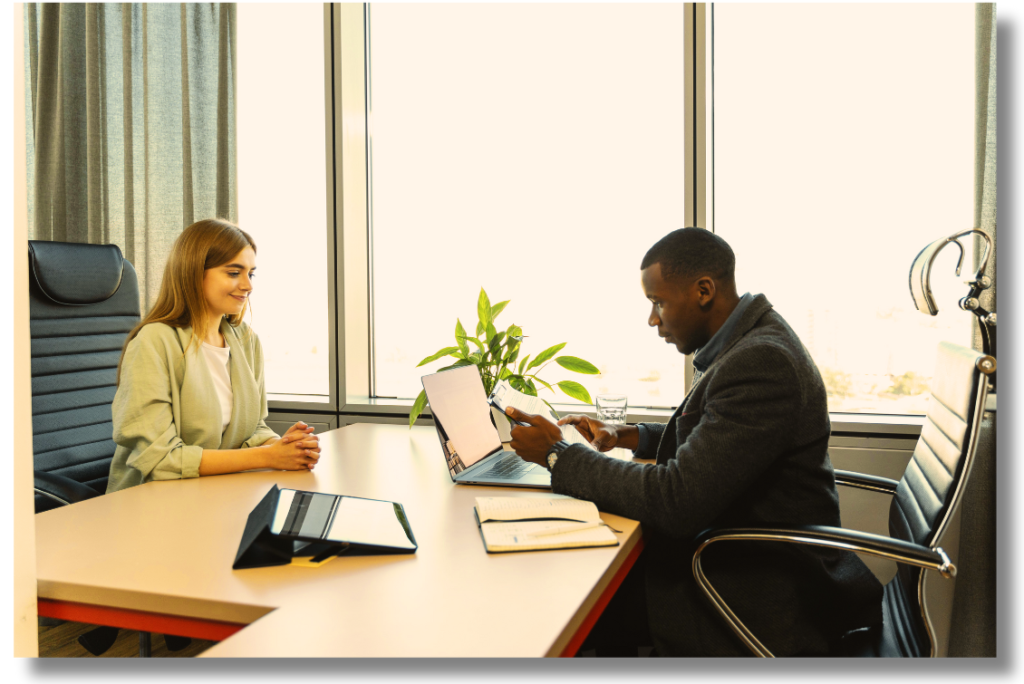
[409,288,599,427]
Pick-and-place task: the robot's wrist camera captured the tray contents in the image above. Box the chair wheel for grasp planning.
[163,634,192,652]
[78,625,119,656]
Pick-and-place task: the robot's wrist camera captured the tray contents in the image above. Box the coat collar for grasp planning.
[708,293,773,364]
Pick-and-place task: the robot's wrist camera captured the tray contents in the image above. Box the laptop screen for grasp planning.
[421,365,502,469]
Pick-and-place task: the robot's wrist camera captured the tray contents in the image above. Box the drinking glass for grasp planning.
[595,394,628,425]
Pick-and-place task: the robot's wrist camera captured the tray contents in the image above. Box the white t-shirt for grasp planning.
[201,341,233,434]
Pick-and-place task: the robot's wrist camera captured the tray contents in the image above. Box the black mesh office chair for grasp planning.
[29,241,190,656]
[691,341,995,657]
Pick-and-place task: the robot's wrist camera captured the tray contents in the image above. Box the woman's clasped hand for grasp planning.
[262,421,321,471]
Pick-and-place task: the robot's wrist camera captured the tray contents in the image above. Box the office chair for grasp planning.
[29,241,189,656]
[691,341,995,657]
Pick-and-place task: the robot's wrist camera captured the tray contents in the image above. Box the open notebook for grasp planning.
[474,496,619,553]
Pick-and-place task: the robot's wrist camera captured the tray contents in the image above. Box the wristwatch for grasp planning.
[545,440,571,471]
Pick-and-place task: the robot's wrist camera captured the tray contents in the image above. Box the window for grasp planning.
[713,3,975,415]
[334,3,978,426]
[365,3,693,410]
[237,3,333,404]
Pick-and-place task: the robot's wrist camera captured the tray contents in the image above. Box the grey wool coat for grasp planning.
[107,319,278,493]
[551,294,883,656]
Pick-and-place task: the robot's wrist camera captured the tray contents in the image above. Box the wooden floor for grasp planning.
[38,620,216,658]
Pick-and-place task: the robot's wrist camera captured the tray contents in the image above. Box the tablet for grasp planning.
[271,489,417,551]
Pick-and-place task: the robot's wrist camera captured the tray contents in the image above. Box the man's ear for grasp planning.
[696,276,716,307]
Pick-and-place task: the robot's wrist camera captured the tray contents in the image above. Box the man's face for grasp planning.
[641,262,709,355]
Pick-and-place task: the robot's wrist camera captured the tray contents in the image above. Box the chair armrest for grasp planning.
[833,469,900,494]
[691,524,955,657]
[694,524,955,578]
[34,471,101,508]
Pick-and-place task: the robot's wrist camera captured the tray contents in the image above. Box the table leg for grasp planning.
[559,538,646,657]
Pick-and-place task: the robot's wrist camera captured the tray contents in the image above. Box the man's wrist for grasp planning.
[615,424,640,451]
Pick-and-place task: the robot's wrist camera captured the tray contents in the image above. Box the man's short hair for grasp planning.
[641,227,736,285]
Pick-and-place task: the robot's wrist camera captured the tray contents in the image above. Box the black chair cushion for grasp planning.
[29,241,125,305]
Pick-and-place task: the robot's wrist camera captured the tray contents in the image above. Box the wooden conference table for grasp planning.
[35,423,645,657]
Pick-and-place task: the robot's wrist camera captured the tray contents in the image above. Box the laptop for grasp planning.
[420,365,551,489]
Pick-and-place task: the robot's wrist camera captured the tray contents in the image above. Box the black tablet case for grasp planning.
[233,485,418,570]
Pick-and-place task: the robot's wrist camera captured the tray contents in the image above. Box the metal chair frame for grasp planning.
[692,355,994,657]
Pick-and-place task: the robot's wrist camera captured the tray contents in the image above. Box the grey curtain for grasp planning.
[24,3,236,308]
[947,3,996,658]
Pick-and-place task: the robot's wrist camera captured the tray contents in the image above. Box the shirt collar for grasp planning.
[692,292,753,373]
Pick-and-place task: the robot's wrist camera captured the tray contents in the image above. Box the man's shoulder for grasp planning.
[717,311,818,382]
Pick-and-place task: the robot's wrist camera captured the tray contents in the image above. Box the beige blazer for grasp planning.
[106,319,278,493]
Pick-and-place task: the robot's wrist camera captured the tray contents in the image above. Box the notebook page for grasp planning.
[479,520,617,552]
[475,496,602,523]
[491,381,592,447]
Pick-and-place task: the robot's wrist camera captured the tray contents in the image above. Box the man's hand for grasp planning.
[505,407,562,466]
[558,415,638,452]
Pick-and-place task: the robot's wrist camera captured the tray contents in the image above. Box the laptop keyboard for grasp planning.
[480,455,535,480]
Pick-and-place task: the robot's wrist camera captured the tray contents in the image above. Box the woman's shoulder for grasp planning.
[133,321,186,345]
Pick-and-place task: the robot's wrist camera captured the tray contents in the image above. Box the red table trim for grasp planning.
[558,537,645,657]
[37,599,247,642]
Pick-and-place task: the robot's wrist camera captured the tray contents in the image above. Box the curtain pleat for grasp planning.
[946,3,996,659]
[23,3,237,310]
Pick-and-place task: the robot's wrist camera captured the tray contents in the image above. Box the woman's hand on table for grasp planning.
[262,422,320,470]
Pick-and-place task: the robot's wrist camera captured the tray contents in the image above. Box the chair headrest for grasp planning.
[28,240,125,305]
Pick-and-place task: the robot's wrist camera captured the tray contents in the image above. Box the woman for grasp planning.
[107,218,319,493]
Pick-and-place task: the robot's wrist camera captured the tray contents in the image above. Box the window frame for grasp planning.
[307,2,928,439]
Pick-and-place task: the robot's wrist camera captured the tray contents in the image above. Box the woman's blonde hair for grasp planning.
[117,218,257,384]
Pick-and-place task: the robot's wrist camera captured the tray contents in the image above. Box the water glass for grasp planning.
[595,394,628,425]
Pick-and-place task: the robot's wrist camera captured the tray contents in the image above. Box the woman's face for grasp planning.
[203,246,256,319]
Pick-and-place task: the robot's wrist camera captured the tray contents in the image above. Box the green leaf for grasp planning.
[506,324,522,338]
[417,346,460,367]
[499,367,512,380]
[525,379,538,396]
[555,355,600,375]
[488,331,506,356]
[509,376,529,394]
[556,380,592,404]
[460,335,485,352]
[455,319,469,358]
[506,345,521,365]
[437,359,474,372]
[409,390,428,428]
[477,288,492,328]
[490,300,510,321]
[485,321,497,344]
[541,398,560,420]
[468,352,483,365]
[530,375,554,393]
[526,343,567,371]
[476,321,484,337]
[517,354,531,375]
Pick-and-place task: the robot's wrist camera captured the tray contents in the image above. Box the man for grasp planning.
[505,228,882,657]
